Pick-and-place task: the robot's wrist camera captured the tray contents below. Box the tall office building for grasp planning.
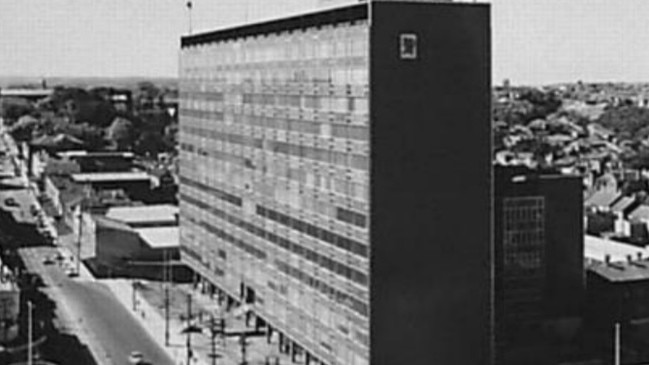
[179,2,491,365]
[494,166,584,365]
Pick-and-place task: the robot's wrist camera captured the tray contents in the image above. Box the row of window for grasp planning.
[256,205,368,257]
[182,23,368,66]
[179,175,243,207]
[181,92,369,114]
[503,231,545,247]
[182,110,369,140]
[335,207,367,228]
[181,126,369,170]
[182,65,369,86]
[505,252,544,271]
[186,214,267,261]
[180,143,369,206]
[275,259,369,318]
[181,193,369,287]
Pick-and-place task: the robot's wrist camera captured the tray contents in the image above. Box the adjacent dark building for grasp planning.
[494,166,585,365]
[180,2,491,365]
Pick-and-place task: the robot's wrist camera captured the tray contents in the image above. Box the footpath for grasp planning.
[103,278,300,365]
[54,225,297,365]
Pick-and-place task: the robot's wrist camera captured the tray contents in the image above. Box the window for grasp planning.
[400,33,418,60]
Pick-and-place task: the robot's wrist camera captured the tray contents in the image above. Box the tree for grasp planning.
[9,115,39,141]
[596,106,649,140]
[0,97,34,124]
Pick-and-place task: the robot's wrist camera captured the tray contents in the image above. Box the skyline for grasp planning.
[1,0,649,85]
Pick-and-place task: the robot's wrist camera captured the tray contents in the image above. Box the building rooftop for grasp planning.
[58,150,135,159]
[630,205,649,221]
[585,189,621,208]
[585,234,648,263]
[0,88,52,98]
[589,260,649,283]
[105,204,178,226]
[181,3,368,48]
[0,189,38,225]
[611,196,636,214]
[136,227,179,249]
[71,172,150,183]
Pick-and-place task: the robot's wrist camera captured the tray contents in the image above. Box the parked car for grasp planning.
[128,351,145,365]
[4,197,18,207]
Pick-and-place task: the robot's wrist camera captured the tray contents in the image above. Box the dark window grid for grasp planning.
[179,175,243,207]
[180,245,202,262]
[195,215,267,261]
[182,123,368,170]
[273,259,368,318]
[257,204,368,259]
[182,193,368,286]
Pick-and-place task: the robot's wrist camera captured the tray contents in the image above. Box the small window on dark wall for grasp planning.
[400,33,418,60]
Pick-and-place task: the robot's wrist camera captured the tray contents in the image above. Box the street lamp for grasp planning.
[132,280,138,311]
[27,300,33,365]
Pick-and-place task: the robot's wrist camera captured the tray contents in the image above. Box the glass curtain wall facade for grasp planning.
[179,13,370,365]
[501,197,546,340]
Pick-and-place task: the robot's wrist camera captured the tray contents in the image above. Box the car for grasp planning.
[4,197,18,207]
[64,266,78,276]
[42,257,54,265]
[128,351,145,365]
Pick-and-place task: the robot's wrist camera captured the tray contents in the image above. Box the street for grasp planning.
[19,246,174,365]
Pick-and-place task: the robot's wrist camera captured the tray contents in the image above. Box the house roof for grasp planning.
[585,234,647,263]
[630,205,649,221]
[585,189,621,208]
[94,215,133,232]
[136,227,179,248]
[611,196,635,213]
[58,150,134,159]
[105,204,178,225]
[71,172,150,183]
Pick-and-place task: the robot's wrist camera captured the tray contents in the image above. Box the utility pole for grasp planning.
[614,322,621,365]
[164,249,170,346]
[76,184,89,276]
[240,332,248,365]
[186,294,192,365]
[132,280,137,311]
[27,300,33,365]
[210,314,217,365]
[75,202,82,275]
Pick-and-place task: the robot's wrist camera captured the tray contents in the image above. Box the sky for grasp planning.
[1,0,649,85]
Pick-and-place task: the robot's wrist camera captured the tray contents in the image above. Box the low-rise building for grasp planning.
[82,205,187,280]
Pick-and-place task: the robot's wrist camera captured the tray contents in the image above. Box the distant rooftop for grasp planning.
[611,196,636,214]
[58,150,135,159]
[590,260,649,283]
[0,88,52,98]
[105,204,178,226]
[71,172,150,183]
[136,227,179,249]
[630,205,649,221]
[585,234,647,263]
[585,189,621,208]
